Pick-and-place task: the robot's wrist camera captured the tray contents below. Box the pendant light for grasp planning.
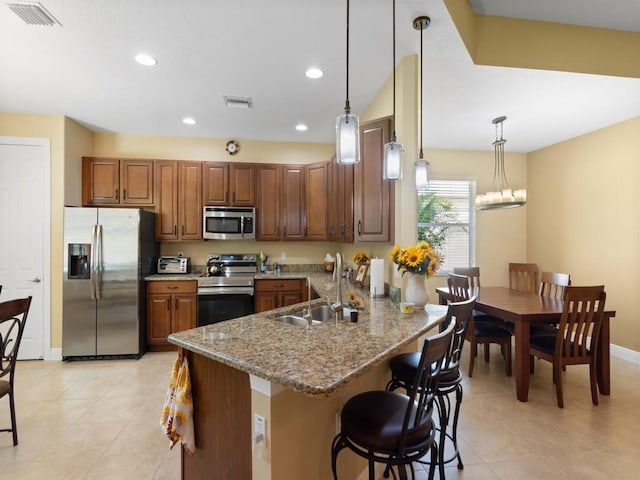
[413,15,430,190]
[336,0,360,165]
[475,116,527,209]
[383,0,402,180]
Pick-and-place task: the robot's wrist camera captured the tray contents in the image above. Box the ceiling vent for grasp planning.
[223,95,253,109]
[7,1,61,26]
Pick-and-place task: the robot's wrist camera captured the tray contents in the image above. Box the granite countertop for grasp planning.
[168,272,447,397]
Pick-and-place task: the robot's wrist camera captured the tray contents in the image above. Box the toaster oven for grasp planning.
[157,256,190,274]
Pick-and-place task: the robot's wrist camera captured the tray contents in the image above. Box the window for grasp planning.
[417,180,475,274]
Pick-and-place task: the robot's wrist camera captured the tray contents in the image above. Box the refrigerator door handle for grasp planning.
[90,224,97,299]
[95,224,103,299]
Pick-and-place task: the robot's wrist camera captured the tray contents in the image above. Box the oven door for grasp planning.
[197,287,255,326]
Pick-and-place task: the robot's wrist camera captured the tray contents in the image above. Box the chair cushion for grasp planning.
[530,335,590,357]
[389,353,420,384]
[474,323,512,338]
[0,379,9,397]
[341,391,433,452]
[530,325,559,337]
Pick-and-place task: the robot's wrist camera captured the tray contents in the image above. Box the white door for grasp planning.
[0,137,50,359]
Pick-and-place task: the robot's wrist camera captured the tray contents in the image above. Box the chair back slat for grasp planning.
[452,267,481,288]
[557,286,605,363]
[539,271,571,299]
[509,263,539,293]
[447,274,470,302]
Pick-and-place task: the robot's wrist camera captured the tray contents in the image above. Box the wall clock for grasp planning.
[225,140,239,155]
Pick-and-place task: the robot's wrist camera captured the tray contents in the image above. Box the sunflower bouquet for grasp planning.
[390,241,442,278]
[347,291,365,311]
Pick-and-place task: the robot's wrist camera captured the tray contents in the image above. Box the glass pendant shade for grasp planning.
[415,158,429,190]
[336,112,360,165]
[383,140,402,180]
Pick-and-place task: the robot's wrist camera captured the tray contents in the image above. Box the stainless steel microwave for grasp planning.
[203,206,255,240]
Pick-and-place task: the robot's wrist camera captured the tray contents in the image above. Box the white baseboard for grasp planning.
[47,348,62,361]
[610,343,640,365]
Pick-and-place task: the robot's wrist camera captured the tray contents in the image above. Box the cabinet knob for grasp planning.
[123,189,127,200]
[115,188,119,200]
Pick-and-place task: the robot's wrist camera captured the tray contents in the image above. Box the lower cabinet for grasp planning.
[254,278,307,313]
[146,280,197,350]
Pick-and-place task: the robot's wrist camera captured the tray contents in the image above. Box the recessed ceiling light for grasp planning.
[295,124,308,132]
[135,54,157,66]
[305,67,323,79]
[182,117,196,125]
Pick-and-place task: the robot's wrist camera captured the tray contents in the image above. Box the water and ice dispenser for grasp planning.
[67,243,91,279]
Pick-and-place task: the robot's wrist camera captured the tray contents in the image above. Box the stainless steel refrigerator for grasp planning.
[62,207,158,359]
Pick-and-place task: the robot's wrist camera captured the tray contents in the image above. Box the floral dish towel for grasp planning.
[161,350,195,454]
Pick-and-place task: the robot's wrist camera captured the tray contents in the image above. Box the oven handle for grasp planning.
[198,287,255,296]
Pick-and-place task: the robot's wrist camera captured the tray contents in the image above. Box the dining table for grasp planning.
[436,286,616,402]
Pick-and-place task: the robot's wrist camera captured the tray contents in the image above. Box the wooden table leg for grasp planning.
[597,315,611,395]
[513,320,531,402]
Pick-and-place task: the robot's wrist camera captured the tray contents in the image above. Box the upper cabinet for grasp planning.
[82,157,154,206]
[354,118,394,242]
[305,161,329,241]
[255,164,305,241]
[327,158,354,243]
[155,160,202,241]
[203,162,255,207]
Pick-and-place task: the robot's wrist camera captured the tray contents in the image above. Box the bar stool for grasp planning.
[387,297,476,472]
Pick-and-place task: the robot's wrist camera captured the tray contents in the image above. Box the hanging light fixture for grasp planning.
[413,15,430,190]
[476,116,527,210]
[336,0,360,165]
[383,0,402,180]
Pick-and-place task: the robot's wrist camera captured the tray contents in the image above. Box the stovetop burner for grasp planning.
[199,253,257,290]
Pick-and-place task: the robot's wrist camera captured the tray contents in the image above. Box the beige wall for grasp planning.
[527,117,640,351]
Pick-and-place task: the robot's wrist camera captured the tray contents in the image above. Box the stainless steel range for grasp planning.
[197,253,257,326]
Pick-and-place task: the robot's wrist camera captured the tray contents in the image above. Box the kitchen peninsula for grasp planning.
[168,272,447,480]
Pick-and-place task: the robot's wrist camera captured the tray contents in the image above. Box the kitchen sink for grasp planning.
[274,304,350,327]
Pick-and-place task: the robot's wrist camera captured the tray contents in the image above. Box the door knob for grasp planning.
[30,276,42,283]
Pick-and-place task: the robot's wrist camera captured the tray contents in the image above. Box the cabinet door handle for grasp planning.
[123,189,127,200]
[305,226,308,237]
[173,225,177,236]
[233,192,236,204]
[283,226,287,237]
[115,188,119,200]
[182,225,185,236]
[329,225,334,238]
[277,226,280,237]
[167,286,178,290]
[166,299,170,311]
[357,220,362,235]
[225,191,228,203]
[275,284,284,289]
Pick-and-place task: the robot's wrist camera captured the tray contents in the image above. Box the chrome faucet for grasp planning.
[325,252,344,320]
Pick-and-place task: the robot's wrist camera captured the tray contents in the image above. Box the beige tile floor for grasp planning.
[0,347,639,479]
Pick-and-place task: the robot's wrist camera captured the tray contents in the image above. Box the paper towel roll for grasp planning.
[369,258,385,297]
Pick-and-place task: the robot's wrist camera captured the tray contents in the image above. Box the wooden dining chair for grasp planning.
[0,296,32,446]
[529,286,606,408]
[448,274,512,377]
[452,267,481,289]
[331,320,455,480]
[530,271,572,371]
[509,263,539,293]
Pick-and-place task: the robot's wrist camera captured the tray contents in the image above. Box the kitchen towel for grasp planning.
[161,349,195,454]
[369,258,385,297]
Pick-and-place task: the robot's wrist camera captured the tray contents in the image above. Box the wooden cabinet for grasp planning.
[155,160,202,241]
[354,118,394,242]
[146,280,197,350]
[327,158,354,243]
[203,162,255,206]
[305,161,329,241]
[254,278,308,313]
[255,165,305,241]
[82,157,154,206]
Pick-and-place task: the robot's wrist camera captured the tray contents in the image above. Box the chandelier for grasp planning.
[476,116,527,210]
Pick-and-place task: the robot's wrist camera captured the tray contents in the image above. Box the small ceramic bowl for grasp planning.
[400,302,415,314]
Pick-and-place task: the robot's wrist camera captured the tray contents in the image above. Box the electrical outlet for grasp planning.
[281,251,286,260]
[254,414,266,447]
